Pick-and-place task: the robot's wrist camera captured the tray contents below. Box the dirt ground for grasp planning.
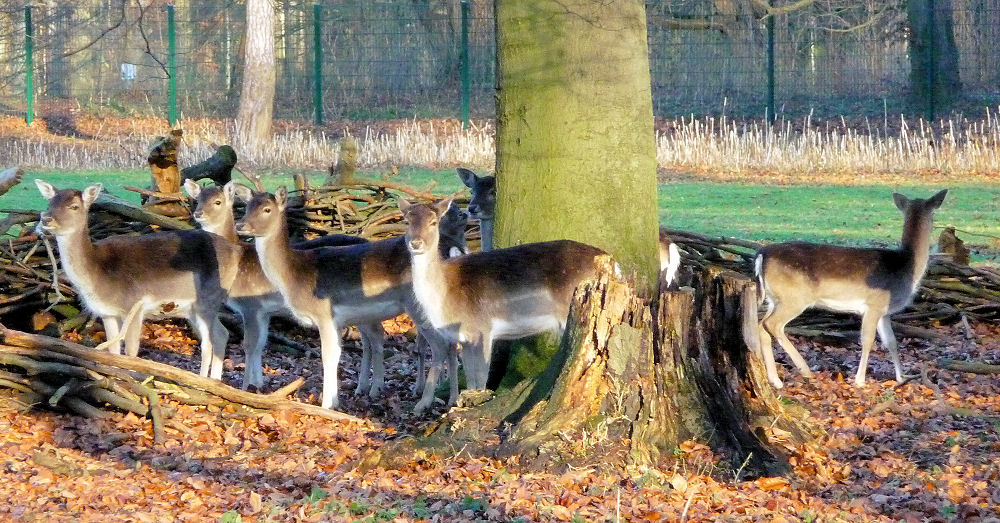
[0,314,998,522]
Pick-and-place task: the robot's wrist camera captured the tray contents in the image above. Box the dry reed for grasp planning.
[3,113,1000,178]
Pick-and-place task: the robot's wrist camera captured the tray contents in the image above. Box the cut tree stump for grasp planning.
[143,130,187,217]
[371,259,815,477]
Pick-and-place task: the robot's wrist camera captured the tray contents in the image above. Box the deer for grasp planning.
[184,180,366,392]
[754,189,948,389]
[398,197,609,390]
[184,180,468,398]
[234,187,465,412]
[457,167,681,286]
[35,180,241,380]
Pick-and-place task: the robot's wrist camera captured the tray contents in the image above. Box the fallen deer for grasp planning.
[235,188,465,412]
[399,197,608,389]
[35,180,241,379]
[457,167,680,285]
[755,189,948,388]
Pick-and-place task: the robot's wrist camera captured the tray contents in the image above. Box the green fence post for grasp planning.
[24,6,34,126]
[766,14,775,120]
[460,0,470,128]
[166,4,178,126]
[313,3,323,126]
[925,0,936,121]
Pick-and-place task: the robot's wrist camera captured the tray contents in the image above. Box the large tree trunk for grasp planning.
[236,0,276,146]
[494,0,660,293]
[907,0,962,108]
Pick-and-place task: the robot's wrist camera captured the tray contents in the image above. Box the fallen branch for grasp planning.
[936,358,1000,375]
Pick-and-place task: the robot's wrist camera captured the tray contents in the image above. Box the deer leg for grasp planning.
[316,314,343,410]
[354,328,373,397]
[190,316,214,378]
[756,300,783,388]
[358,323,386,398]
[241,309,268,391]
[461,333,491,390]
[208,316,229,381]
[761,301,814,380]
[413,327,448,414]
[101,316,122,355]
[876,315,904,383]
[447,341,459,407]
[855,309,881,386]
[122,313,144,358]
[413,331,426,395]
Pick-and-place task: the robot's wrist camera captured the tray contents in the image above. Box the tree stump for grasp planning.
[144,130,187,217]
[379,258,816,477]
[181,145,237,187]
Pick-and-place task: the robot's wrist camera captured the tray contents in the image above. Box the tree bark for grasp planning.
[907,0,962,107]
[236,0,276,146]
[180,145,238,187]
[494,0,660,294]
[144,130,187,217]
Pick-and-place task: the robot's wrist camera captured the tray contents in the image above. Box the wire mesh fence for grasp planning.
[1,0,998,124]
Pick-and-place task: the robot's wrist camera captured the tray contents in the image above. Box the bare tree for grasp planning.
[236,0,276,145]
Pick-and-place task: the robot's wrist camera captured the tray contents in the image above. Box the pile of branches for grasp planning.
[0,326,365,443]
[287,178,476,241]
[666,228,1000,341]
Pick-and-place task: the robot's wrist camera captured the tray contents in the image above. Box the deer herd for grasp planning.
[34,171,949,413]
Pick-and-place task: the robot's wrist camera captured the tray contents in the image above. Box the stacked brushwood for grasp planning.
[285,178,476,242]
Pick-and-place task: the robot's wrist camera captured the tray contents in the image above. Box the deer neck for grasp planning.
[479,217,494,252]
[54,225,102,291]
[253,219,304,298]
[410,235,450,327]
[899,211,934,291]
[216,211,239,243]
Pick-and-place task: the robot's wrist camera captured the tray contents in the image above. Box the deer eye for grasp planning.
[214,200,222,206]
[429,218,438,226]
[70,204,80,211]
[263,207,272,214]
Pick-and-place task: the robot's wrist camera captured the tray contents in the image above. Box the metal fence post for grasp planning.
[24,6,34,126]
[460,0,470,128]
[166,4,178,126]
[313,3,323,126]
[925,0,936,121]
[766,14,775,120]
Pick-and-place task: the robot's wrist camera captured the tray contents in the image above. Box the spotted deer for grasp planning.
[184,180,366,391]
[235,188,464,412]
[399,197,609,389]
[35,180,241,379]
[457,167,681,285]
[755,190,948,388]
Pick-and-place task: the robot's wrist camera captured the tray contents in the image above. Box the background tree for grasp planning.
[236,0,276,145]
[907,0,962,108]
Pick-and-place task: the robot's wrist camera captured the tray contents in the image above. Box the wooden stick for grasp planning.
[936,358,1000,375]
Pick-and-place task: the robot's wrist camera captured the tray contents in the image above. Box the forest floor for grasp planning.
[0,314,998,522]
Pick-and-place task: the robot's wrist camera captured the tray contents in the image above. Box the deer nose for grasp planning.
[192,210,204,221]
[408,238,425,252]
[467,204,479,216]
[234,221,252,235]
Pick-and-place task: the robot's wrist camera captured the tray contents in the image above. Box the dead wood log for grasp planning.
[0,327,367,426]
[93,193,193,230]
[936,358,1000,375]
[181,145,237,187]
[0,167,23,198]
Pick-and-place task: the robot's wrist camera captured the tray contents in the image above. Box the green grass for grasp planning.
[7,168,999,260]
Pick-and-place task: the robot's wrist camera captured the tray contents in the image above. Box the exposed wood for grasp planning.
[0,167,23,198]
[144,131,188,217]
[92,193,193,230]
[0,327,370,428]
[936,358,1000,375]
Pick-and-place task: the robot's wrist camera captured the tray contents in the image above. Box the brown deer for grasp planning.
[755,190,948,388]
[458,167,681,285]
[235,188,464,412]
[35,180,241,379]
[399,197,608,389]
[184,180,367,392]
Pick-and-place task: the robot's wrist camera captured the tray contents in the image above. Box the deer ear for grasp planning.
[434,196,454,216]
[233,184,253,203]
[274,186,288,210]
[35,179,56,200]
[927,189,948,210]
[397,198,412,214]
[222,180,236,203]
[82,183,103,207]
[892,192,909,211]
[457,168,477,188]
[183,179,201,199]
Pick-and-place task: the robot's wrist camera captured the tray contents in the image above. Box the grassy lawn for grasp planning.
[7,168,999,257]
